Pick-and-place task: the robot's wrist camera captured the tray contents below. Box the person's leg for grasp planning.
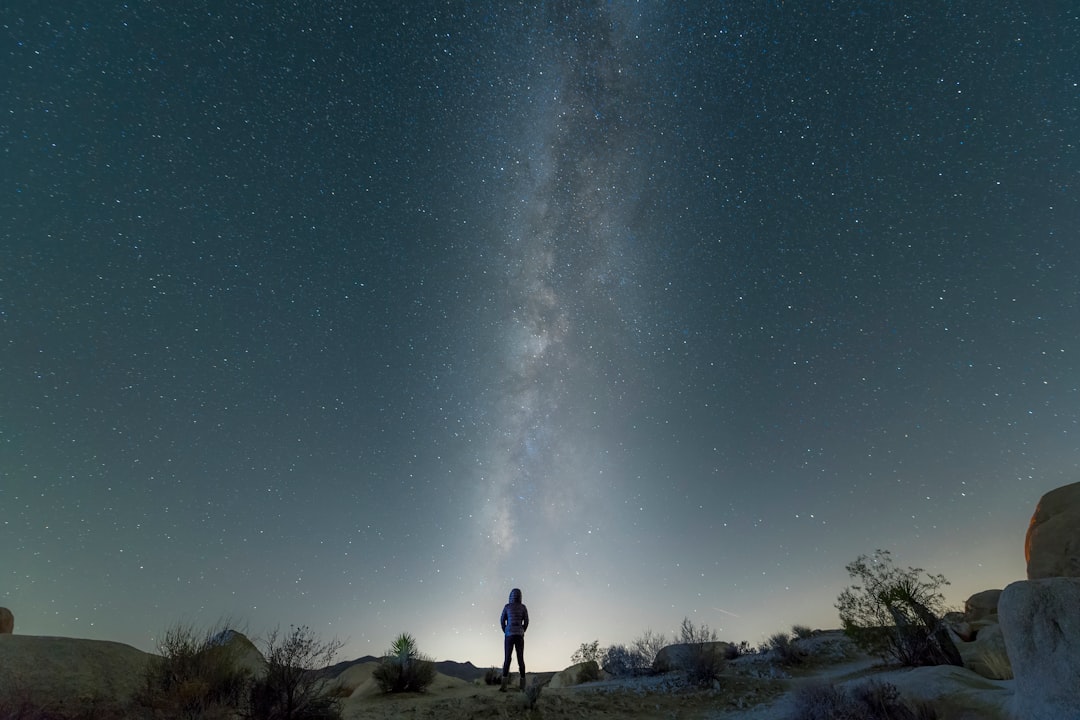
[515,635,526,688]
[500,635,513,690]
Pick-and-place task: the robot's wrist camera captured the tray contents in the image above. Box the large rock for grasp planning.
[1025,481,1080,579]
[954,623,1012,681]
[210,628,266,677]
[0,607,12,634]
[548,661,603,688]
[867,664,1012,720]
[653,641,731,672]
[963,589,1001,623]
[999,577,1080,720]
[0,635,153,717]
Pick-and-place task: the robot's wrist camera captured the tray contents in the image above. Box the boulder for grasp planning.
[1025,481,1080,579]
[0,607,12,634]
[954,623,1012,680]
[963,589,1001,623]
[865,664,1012,720]
[548,661,603,688]
[210,628,266,677]
[653,641,731,673]
[999,577,1080,720]
[0,635,153,717]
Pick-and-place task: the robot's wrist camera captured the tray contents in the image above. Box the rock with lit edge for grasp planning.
[1025,481,1080,579]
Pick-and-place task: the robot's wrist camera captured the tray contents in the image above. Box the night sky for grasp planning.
[3,2,1078,672]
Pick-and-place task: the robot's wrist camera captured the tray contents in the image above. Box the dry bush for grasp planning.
[137,620,250,720]
[601,643,649,676]
[247,625,343,720]
[836,550,961,667]
[523,681,543,709]
[766,631,806,667]
[679,618,725,687]
[791,679,938,720]
[632,630,668,668]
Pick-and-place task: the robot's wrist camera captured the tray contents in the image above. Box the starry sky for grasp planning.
[2,2,1078,672]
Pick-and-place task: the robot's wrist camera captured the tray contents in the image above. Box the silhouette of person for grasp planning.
[499,587,529,691]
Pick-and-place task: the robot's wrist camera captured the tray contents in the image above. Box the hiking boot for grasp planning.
[499,675,508,692]
[519,675,527,691]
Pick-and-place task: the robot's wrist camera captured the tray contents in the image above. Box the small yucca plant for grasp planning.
[373,632,436,693]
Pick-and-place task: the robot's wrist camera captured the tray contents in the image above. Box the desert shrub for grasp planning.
[790,682,849,720]
[632,629,668,668]
[790,680,938,720]
[679,617,717,645]
[684,647,725,687]
[836,550,961,667]
[523,681,543,709]
[483,667,502,685]
[246,625,343,720]
[138,620,251,719]
[570,640,601,665]
[601,643,649,677]
[725,640,755,659]
[678,617,724,687]
[372,633,436,693]
[766,631,806,666]
[792,624,815,640]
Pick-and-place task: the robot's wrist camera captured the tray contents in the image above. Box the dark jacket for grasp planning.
[500,588,529,636]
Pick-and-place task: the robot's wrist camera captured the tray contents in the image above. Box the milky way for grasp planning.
[2,1,1078,672]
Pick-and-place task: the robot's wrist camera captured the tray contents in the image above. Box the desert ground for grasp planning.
[326,633,1011,720]
[0,628,1016,720]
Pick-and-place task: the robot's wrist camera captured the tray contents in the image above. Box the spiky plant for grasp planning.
[372,632,436,693]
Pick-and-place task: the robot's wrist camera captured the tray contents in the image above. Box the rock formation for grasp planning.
[548,661,602,688]
[999,577,1080,720]
[947,588,1011,680]
[1025,480,1080,579]
[0,635,152,716]
[0,607,12,634]
[963,589,1001,623]
[653,641,731,673]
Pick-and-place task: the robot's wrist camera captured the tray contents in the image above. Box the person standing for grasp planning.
[499,587,529,691]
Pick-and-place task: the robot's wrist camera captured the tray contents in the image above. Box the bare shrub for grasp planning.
[725,640,755,659]
[792,624,815,640]
[679,617,718,645]
[138,620,251,719]
[678,617,724,687]
[372,633,436,693]
[483,667,502,685]
[790,682,850,720]
[767,631,806,666]
[246,625,343,720]
[601,643,649,677]
[523,681,543,709]
[632,629,667,668]
[790,679,938,720]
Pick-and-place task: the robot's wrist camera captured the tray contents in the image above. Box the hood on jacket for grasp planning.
[509,588,522,604]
